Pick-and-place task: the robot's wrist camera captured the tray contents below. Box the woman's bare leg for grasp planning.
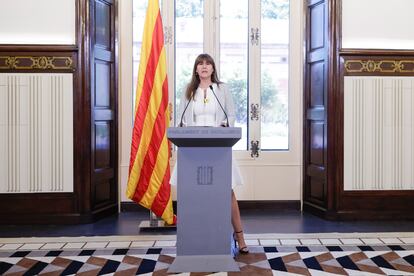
[231,190,247,250]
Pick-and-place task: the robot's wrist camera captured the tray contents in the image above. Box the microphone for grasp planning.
[179,92,193,127]
[209,85,229,127]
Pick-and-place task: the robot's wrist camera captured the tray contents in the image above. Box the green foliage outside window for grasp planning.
[262,0,289,20]
[176,0,203,17]
[175,0,289,20]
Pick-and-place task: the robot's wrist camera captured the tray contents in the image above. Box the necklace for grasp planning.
[203,88,209,104]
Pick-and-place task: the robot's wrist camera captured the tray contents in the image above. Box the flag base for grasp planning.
[138,211,176,231]
[138,220,176,231]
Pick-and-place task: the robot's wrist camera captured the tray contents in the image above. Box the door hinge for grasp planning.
[250,140,260,158]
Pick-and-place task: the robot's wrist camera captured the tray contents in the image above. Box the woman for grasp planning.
[176,53,249,254]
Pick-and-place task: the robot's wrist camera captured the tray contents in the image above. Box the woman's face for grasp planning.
[196,59,214,80]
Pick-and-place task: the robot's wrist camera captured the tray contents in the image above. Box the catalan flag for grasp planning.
[127,0,176,225]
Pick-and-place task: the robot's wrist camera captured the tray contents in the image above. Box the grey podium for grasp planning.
[167,127,241,273]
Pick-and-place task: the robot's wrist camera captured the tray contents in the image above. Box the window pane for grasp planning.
[175,0,204,125]
[220,0,248,150]
[261,0,289,150]
[132,0,148,109]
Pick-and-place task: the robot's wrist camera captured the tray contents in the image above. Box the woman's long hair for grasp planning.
[185,53,222,100]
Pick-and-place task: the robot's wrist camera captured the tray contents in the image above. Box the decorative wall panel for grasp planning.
[344,77,414,190]
[0,74,73,193]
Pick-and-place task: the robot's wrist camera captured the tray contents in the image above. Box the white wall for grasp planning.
[0,0,76,44]
[342,0,414,50]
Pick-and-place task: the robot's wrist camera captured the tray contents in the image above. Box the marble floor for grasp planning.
[1,210,414,275]
[1,233,414,275]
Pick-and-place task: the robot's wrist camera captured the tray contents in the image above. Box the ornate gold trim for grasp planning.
[0,56,74,70]
[345,60,414,73]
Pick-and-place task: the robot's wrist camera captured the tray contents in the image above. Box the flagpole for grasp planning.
[127,0,176,227]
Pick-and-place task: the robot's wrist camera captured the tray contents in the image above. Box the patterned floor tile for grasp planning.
[41,242,66,250]
[130,240,155,247]
[280,239,301,245]
[154,240,176,247]
[107,241,131,248]
[400,237,414,244]
[259,239,280,246]
[0,245,412,276]
[83,242,109,249]
[0,234,413,275]
[19,243,45,250]
[320,239,342,245]
[380,237,403,244]
[63,242,86,249]
[300,239,322,245]
[0,243,23,250]
[246,239,260,246]
[340,239,364,245]
[361,238,384,245]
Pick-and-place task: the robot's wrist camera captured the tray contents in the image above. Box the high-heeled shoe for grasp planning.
[233,230,249,254]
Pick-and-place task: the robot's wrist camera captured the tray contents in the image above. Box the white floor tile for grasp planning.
[361,238,384,245]
[400,237,414,244]
[0,243,23,250]
[107,241,131,248]
[63,242,86,249]
[280,239,301,245]
[320,239,342,245]
[83,242,109,249]
[130,241,155,248]
[154,240,176,247]
[380,238,403,244]
[340,238,363,245]
[300,239,321,245]
[19,243,44,250]
[259,239,281,246]
[245,239,259,246]
[41,243,66,250]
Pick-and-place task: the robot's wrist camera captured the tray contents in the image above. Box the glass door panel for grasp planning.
[220,0,248,150]
[260,0,289,150]
[175,0,204,124]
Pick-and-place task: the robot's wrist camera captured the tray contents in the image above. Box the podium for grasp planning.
[167,127,241,273]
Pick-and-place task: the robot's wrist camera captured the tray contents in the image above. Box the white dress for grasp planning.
[171,87,244,188]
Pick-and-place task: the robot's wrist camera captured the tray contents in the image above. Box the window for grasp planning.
[132,0,290,151]
[260,0,289,150]
[132,1,147,94]
[219,0,248,149]
[175,0,204,108]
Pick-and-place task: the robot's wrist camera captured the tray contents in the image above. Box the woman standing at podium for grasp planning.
[174,53,249,254]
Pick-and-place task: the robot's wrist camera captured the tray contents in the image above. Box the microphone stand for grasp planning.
[209,85,229,127]
[179,93,193,127]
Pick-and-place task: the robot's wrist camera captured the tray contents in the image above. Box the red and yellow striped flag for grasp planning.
[127,0,176,225]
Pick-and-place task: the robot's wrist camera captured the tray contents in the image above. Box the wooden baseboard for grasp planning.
[0,205,118,225]
[303,202,414,220]
[238,200,300,210]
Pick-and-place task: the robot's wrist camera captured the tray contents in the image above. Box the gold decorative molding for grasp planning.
[345,60,414,73]
[0,56,74,70]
